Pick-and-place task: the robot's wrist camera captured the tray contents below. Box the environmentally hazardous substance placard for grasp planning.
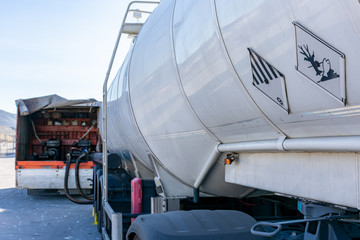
[294,22,346,104]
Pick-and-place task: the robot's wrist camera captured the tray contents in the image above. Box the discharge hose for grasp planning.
[64,153,93,204]
[75,152,94,201]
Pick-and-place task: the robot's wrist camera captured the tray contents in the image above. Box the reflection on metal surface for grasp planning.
[129,0,226,194]
[294,22,346,104]
[249,48,289,113]
[147,130,207,141]
[173,0,280,141]
[303,105,360,118]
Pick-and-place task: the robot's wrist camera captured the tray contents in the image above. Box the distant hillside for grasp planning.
[0,109,16,156]
[0,109,16,128]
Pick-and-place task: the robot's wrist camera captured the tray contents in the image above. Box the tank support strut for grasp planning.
[193,146,220,203]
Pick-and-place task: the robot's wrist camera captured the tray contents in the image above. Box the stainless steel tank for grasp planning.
[107,0,360,204]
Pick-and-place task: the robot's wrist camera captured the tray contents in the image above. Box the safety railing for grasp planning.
[102,1,159,239]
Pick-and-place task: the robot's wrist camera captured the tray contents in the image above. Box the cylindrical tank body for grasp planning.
[107,0,360,198]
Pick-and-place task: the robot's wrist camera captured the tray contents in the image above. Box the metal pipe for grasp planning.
[128,9,154,14]
[193,146,220,202]
[193,188,200,204]
[218,136,360,153]
[80,121,97,140]
[130,153,140,178]
[283,136,360,152]
[194,146,221,188]
[30,118,42,144]
[218,139,280,153]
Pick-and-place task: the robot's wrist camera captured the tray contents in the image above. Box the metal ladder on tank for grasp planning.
[101,2,160,240]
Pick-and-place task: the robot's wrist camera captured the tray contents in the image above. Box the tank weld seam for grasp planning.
[211,0,287,138]
[170,0,221,143]
[126,0,220,191]
[124,1,199,190]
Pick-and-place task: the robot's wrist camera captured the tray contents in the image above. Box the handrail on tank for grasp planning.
[102,0,159,202]
[101,2,159,238]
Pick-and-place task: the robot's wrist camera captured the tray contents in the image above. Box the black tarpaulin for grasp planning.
[15,95,99,116]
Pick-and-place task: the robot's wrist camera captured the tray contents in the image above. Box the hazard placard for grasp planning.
[294,22,346,104]
[248,48,289,113]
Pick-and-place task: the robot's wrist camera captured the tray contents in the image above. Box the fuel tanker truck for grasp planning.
[92,0,360,239]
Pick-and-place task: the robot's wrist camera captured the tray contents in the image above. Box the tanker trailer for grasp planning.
[96,0,360,239]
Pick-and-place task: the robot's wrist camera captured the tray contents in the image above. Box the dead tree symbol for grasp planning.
[298,44,323,76]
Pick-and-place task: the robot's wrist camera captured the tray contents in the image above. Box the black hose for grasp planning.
[75,152,94,201]
[64,153,93,204]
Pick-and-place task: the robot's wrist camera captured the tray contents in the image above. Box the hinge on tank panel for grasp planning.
[147,152,166,197]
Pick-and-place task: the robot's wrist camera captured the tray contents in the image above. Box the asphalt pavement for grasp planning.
[0,156,101,240]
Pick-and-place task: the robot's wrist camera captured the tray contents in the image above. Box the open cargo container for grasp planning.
[15,95,101,195]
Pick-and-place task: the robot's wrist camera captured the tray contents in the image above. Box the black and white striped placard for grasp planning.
[248,48,289,112]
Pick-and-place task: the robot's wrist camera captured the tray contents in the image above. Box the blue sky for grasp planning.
[0,0,137,113]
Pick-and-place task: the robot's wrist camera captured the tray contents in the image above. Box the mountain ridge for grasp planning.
[0,109,16,128]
